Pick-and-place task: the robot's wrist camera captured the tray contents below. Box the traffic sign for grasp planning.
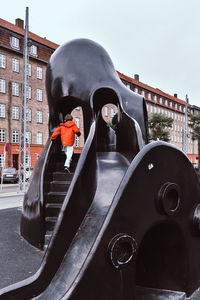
[5,143,11,152]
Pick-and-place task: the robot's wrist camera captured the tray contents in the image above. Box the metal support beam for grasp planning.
[19,7,29,192]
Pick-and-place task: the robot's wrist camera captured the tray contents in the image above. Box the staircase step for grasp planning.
[45,217,57,231]
[47,191,67,203]
[49,180,71,192]
[51,171,74,181]
[45,203,62,217]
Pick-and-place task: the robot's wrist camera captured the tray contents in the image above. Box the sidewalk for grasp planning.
[0,207,44,289]
[0,183,25,198]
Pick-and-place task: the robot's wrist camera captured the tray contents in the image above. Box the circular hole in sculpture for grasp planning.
[166,188,180,212]
[101,104,118,127]
[115,241,134,265]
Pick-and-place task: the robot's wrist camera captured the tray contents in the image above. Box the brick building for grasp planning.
[0,17,199,169]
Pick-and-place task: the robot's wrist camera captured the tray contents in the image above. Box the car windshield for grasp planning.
[3,168,17,174]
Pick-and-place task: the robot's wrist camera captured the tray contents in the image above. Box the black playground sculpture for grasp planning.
[0,38,200,299]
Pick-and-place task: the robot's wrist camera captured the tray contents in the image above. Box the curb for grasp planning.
[0,192,24,198]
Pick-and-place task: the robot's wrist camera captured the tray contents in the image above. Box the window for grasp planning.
[75,117,80,128]
[148,92,151,100]
[141,90,145,96]
[154,95,157,102]
[146,104,149,112]
[12,106,19,120]
[37,132,43,144]
[170,102,173,108]
[175,103,177,110]
[36,110,43,123]
[30,44,37,56]
[104,106,108,117]
[12,82,19,96]
[159,97,163,104]
[26,132,32,144]
[126,83,130,89]
[37,67,43,79]
[27,86,31,99]
[0,79,6,93]
[165,99,168,106]
[12,58,20,72]
[10,36,20,49]
[36,89,43,101]
[110,108,115,117]
[0,104,5,118]
[74,136,80,147]
[179,105,182,112]
[12,130,19,143]
[0,129,5,142]
[154,107,157,113]
[28,64,32,76]
[0,54,6,68]
[134,87,138,93]
[26,108,32,122]
[0,154,5,167]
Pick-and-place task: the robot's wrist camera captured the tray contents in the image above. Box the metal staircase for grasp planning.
[44,152,80,249]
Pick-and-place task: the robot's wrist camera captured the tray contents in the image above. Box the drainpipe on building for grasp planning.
[7,81,12,167]
[183,95,189,154]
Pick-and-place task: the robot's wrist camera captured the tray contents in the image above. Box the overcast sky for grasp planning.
[2,0,200,107]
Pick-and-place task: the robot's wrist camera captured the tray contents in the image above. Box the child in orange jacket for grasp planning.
[51,114,81,172]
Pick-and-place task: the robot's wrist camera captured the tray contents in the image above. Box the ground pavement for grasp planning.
[0,186,44,289]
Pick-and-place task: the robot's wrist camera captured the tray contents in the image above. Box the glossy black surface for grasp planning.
[1,39,200,299]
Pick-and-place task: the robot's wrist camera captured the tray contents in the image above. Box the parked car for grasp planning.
[2,167,18,183]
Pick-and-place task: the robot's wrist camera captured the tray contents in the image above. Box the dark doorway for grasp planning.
[13,154,19,170]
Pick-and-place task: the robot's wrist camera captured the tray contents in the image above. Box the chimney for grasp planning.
[174,93,178,98]
[134,74,139,81]
[15,18,24,29]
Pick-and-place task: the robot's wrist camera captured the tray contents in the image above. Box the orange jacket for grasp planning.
[51,121,81,146]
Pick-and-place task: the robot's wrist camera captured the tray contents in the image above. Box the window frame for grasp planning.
[0,79,6,93]
[36,110,43,123]
[0,104,6,118]
[12,105,20,120]
[37,66,43,79]
[0,128,6,143]
[0,54,6,69]
[12,82,19,96]
[12,130,19,143]
[12,58,20,73]
[10,36,20,50]
[36,89,43,101]
[36,132,43,145]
